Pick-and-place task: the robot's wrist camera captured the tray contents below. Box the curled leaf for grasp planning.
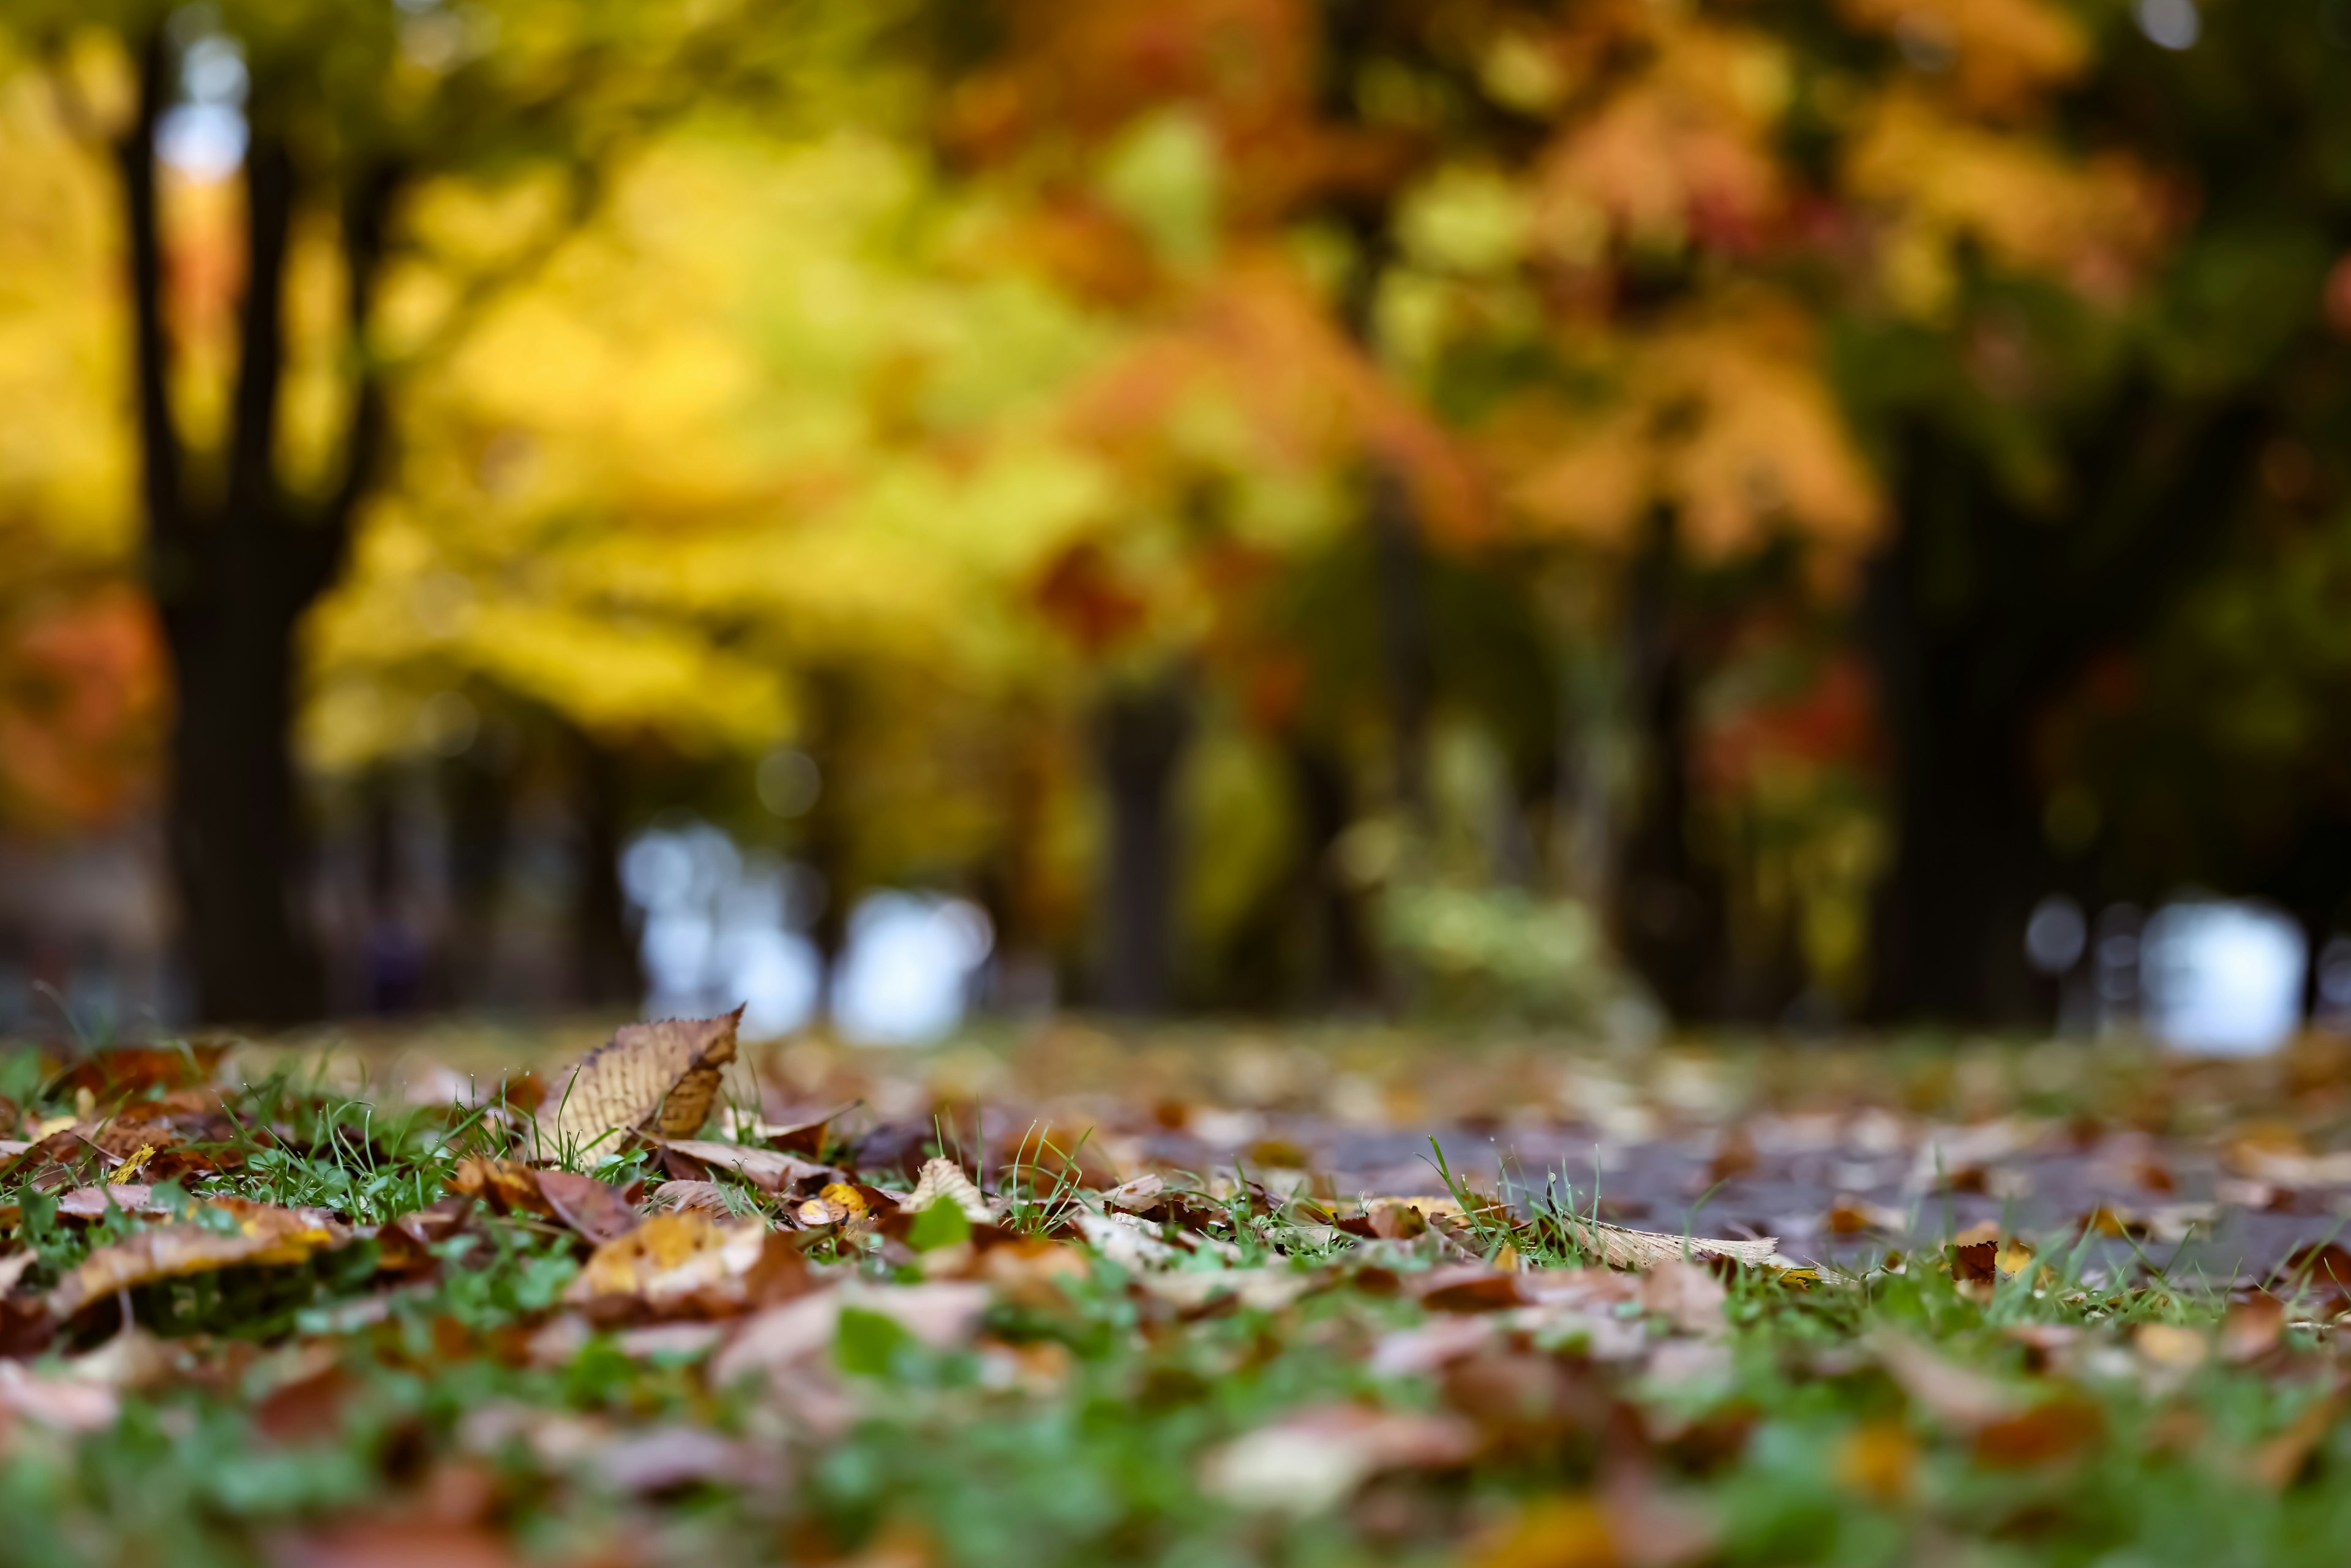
[901,1158,991,1222]
[537,1009,743,1158]
[48,1201,350,1322]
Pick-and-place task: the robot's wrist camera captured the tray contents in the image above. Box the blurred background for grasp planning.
[2,0,2349,1050]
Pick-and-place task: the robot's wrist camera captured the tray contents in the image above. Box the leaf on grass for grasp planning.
[448,1160,640,1244]
[48,1201,350,1322]
[536,1008,743,1158]
[658,1139,836,1194]
[711,1283,989,1386]
[900,1158,992,1222]
[1412,1265,1529,1313]
[1640,1257,1728,1337]
[268,1519,525,1568]
[1874,1335,2022,1430]
[0,1361,118,1432]
[658,1180,735,1215]
[2222,1293,2285,1362]
[1467,1495,1616,1568]
[1972,1397,2105,1468]
[449,1159,549,1216]
[1553,1217,1777,1272]
[1833,1420,1916,1502]
[1199,1404,1477,1514]
[565,1211,791,1316]
[1070,1209,1180,1269]
[744,1100,860,1158]
[536,1170,643,1244]
[48,1044,227,1108]
[2246,1388,2343,1490]
[54,1184,176,1220]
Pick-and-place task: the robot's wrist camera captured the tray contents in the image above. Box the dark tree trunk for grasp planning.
[1369,468,1434,820]
[443,751,511,1008]
[1287,738,1374,1008]
[1098,678,1191,1014]
[119,32,397,1025]
[1612,516,1729,1019]
[570,735,641,1008]
[1862,401,2266,1024]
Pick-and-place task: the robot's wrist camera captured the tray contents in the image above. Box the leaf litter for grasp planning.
[2,1018,2351,1564]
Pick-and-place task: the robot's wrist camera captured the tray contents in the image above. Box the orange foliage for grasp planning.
[0,587,165,830]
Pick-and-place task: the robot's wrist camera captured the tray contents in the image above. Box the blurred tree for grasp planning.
[9,0,836,1022]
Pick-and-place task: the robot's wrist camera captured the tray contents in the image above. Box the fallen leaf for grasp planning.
[659,1139,835,1194]
[536,1170,642,1244]
[565,1211,799,1317]
[1199,1404,1477,1514]
[0,1360,116,1431]
[536,1008,743,1158]
[266,1520,525,1568]
[2221,1293,2285,1362]
[1554,1218,1777,1272]
[1414,1265,1530,1313]
[48,1044,227,1108]
[711,1282,989,1387]
[1875,1335,2022,1430]
[583,1423,770,1492]
[2133,1323,2208,1371]
[1834,1420,1915,1502]
[1972,1397,2104,1468]
[1466,1495,1615,1568]
[1640,1258,1727,1337]
[2247,1387,2343,1490]
[54,1184,173,1220]
[658,1180,735,1215]
[900,1158,991,1221]
[48,1201,350,1322]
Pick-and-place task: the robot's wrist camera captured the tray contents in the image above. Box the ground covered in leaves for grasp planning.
[5,1018,2351,1567]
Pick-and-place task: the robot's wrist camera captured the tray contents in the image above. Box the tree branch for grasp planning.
[116,28,183,571]
[227,128,296,532]
[299,161,405,607]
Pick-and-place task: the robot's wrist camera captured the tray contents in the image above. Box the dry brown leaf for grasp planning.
[48,1201,350,1322]
[536,1008,743,1158]
[657,1180,734,1215]
[1467,1495,1617,1568]
[448,1158,552,1216]
[1874,1335,2022,1430]
[1972,1397,2105,1469]
[2246,1387,2343,1490]
[564,1211,772,1310]
[1198,1404,1477,1514]
[1554,1217,1777,1272]
[901,1158,992,1221]
[536,1170,643,1244]
[658,1139,834,1194]
[0,1361,118,1431]
[2222,1293,2286,1362]
[1641,1257,1728,1337]
[54,1185,174,1220]
[1834,1420,1916,1502]
[711,1282,989,1388]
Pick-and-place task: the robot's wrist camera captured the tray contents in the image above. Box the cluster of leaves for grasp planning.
[1,1018,2350,1565]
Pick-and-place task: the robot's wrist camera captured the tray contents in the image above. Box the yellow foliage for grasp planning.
[1492,303,1882,561]
[1847,90,2168,315]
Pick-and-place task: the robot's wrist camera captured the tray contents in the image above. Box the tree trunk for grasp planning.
[1098,678,1191,1014]
[571,735,642,1009]
[1862,403,2265,1023]
[1611,516,1728,1019]
[119,31,396,1025]
[1287,738,1373,1008]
